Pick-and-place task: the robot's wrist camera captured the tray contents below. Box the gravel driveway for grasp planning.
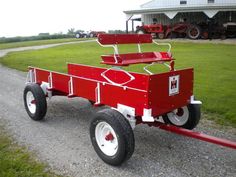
[0,43,235,177]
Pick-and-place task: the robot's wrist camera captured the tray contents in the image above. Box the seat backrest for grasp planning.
[97,34,152,45]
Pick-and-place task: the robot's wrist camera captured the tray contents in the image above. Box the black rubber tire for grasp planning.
[90,108,135,166]
[23,83,47,121]
[187,25,201,40]
[163,104,201,130]
[89,100,95,105]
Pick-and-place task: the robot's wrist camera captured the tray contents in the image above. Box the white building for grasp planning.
[124,0,236,32]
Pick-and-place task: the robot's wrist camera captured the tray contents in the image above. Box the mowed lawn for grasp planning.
[1,41,236,127]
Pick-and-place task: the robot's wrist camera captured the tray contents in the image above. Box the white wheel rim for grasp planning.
[167,106,189,126]
[95,122,118,156]
[26,91,36,114]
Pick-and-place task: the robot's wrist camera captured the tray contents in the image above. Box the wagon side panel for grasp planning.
[68,63,107,82]
[72,78,97,101]
[67,63,149,91]
[148,68,194,117]
[51,73,70,94]
[100,84,148,116]
[32,68,50,84]
[30,68,71,95]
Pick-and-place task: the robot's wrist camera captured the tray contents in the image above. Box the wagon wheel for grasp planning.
[23,83,47,121]
[162,104,201,130]
[90,108,135,166]
[187,25,201,40]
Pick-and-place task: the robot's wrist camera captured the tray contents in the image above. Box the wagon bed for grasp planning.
[24,34,236,166]
[28,63,193,121]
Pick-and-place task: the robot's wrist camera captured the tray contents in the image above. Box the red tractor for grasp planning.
[136,22,201,40]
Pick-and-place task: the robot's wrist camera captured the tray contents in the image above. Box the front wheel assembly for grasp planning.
[90,108,135,166]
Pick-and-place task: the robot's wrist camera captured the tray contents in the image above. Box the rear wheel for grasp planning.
[187,25,201,39]
[23,83,47,121]
[163,104,201,130]
[90,109,135,166]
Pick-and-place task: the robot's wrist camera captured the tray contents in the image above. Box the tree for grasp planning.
[67,28,75,35]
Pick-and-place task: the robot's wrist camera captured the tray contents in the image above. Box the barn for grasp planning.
[124,0,236,38]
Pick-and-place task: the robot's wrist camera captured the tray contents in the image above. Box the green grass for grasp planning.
[0,126,61,177]
[0,41,235,127]
[0,38,82,49]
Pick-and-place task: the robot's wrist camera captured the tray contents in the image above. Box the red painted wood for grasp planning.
[148,69,193,116]
[51,73,70,94]
[33,68,50,84]
[31,64,194,117]
[101,52,173,66]
[100,83,148,116]
[67,63,149,91]
[30,65,149,115]
[72,77,97,101]
[98,34,152,45]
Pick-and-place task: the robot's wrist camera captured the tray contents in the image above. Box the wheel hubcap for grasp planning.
[26,91,36,114]
[95,122,118,156]
[190,28,199,37]
[167,106,189,126]
[105,132,114,141]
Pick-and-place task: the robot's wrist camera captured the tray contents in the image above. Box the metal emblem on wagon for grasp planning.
[169,75,179,96]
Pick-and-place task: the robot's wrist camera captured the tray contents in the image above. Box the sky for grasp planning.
[0,0,147,37]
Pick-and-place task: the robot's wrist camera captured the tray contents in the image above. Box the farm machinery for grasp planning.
[75,31,106,38]
[136,22,201,39]
[23,34,236,166]
[136,21,236,39]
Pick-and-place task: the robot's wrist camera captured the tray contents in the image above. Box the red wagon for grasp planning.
[23,34,236,166]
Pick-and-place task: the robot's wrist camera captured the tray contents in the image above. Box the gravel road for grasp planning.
[0,43,235,177]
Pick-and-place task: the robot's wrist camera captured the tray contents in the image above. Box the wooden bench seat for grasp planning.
[97,34,173,66]
[101,52,173,66]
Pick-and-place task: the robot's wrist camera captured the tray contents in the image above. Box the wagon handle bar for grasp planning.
[149,122,236,150]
